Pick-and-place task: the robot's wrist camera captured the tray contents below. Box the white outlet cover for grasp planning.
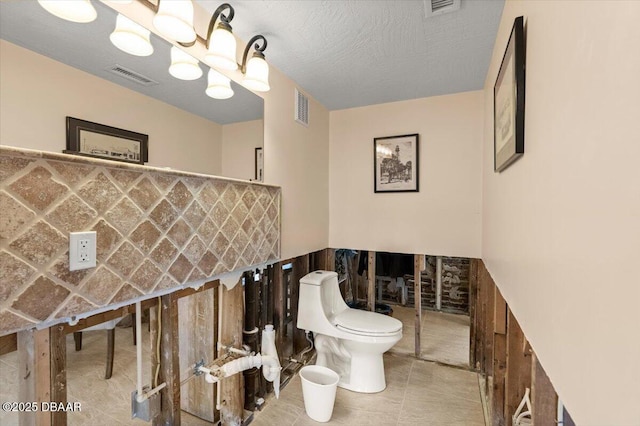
[69,231,97,271]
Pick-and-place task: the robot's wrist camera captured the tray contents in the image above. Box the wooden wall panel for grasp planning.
[219,283,244,425]
[49,325,66,426]
[367,251,376,311]
[155,294,181,425]
[178,285,217,422]
[17,329,51,426]
[414,255,422,358]
[468,259,479,367]
[292,255,310,354]
[531,354,557,425]
[504,310,532,426]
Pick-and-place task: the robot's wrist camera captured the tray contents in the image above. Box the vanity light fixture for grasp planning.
[195,3,238,71]
[110,13,154,57]
[153,0,196,44]
[240,35,270,92]
[206,69,234,100]
[38,0,97,23]
[168,46,202,80]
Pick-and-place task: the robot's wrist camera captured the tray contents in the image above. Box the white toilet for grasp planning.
[297,270,402,393]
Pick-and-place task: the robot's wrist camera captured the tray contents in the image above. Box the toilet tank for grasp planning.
[297,270,348,332]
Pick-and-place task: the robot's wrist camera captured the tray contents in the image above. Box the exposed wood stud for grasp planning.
[414,254,423,357]
[18,329,51,426]
[494,285,507,335]
[219,283,245,424]
[155,293,181,425]
[0,332,17,355]
[504,309,532,426]
[492,332,507,426]
[468,259,479,367]
[367,251,376,311]
[531,353,557,425]
[178,282,217,421]
[326,248,336,272]
[292,255,310,354]
[49,325,66,426]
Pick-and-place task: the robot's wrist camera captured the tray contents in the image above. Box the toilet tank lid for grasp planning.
[300,270,337,286]
[334,309,402,335]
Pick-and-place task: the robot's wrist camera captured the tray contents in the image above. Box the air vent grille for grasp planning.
[106,64,158,86]
[295,88,309,127]
[424,0,460,17]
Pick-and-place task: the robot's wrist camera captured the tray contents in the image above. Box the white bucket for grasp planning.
[299,365,340,423]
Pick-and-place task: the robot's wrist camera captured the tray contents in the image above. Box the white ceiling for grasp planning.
[0,0,504,122]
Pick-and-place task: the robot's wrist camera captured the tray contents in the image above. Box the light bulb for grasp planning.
[206,69,233,99]
[110,14,154,57]
[169,47,202,80]
[153,0,196,43]
[38,0,96,23]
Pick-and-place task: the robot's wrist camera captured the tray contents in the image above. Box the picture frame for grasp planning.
[374,134,419,193]
[255,147,264,182]
[64,117,148,164]
[494,16,525,173]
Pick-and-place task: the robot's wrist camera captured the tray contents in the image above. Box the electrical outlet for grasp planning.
[69,231,96,271]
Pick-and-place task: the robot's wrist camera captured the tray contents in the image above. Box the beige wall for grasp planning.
[329,92,483,257]
[221,119,263,181]
[262,71,330,259]
[482,2,640,424]
[0,40,222,175]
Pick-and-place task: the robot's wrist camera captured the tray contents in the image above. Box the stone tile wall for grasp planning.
[0,146,280,336]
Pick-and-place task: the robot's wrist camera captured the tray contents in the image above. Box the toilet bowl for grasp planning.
[297,270,402,393]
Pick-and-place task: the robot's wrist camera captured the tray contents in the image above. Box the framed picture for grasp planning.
[65,117,148,164]
[255,147,264,182]
[494,16,525,172]
[374,134,419,193]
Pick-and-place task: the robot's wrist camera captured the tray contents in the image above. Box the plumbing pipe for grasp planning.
[436,256,442,311]
[217,283,223,410]
[290,331,314,364]
[134,301,167,403]
[220,344,251,357]
[136,301,143,400]
[199,325,282,399]
[244,270,260,411]
[200,353,281,385]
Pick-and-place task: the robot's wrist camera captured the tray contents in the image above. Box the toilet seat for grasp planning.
[334,309,402,337]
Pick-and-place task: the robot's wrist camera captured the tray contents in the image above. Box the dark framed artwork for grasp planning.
[65,117,148,164]
[374,133,419,193]
[494,16,526,172]
[255,147,264,182]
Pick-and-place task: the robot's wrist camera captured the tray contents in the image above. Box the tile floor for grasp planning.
[251,306,479,425]
[0,308,477,425]
[252,352,484,426]
[389,306,471,368]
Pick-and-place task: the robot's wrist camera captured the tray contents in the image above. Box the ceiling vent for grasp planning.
[424,0,461,18]
[295,88,309,127]
[106,64,158,86]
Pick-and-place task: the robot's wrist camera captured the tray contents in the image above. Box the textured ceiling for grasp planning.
[0,0,504,121]
[213,0,505,110]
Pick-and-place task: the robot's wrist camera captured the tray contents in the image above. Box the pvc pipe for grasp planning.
[221,345,251,356]
[136,301,143,400]
[436,256,442,311]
